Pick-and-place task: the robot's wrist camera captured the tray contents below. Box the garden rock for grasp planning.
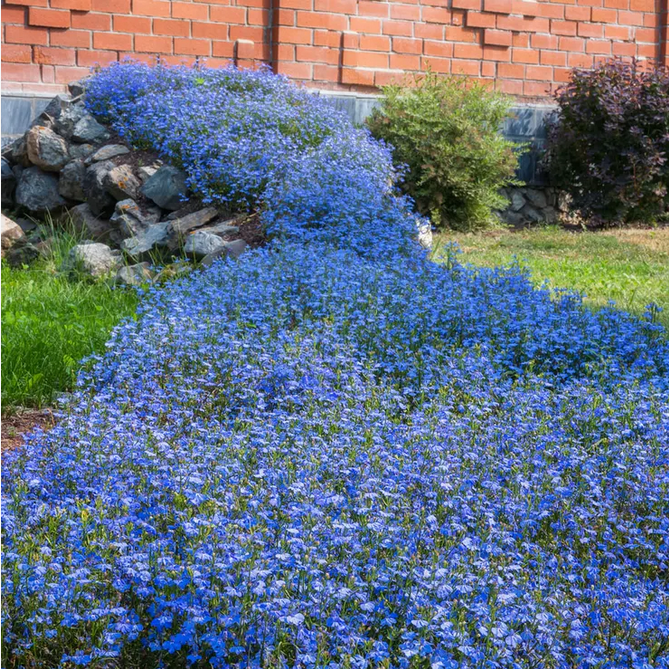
[1,214,26,255]
[141,166,188,210]
[169,207,219,236]
[110,199,161,238]
[2,157,16,205]
[115,262,154,286]
[103,164,141,201]
[121,222,171,259]
[68,79,88,98]
[31,94,71,129]
[84,161,115,216]
[4,241,39,267]
[7,135,31,167]
[70,203,116,242]
[200,239,248,267]
[69,143,96,161]
[138,163,161,181]
[198,221,240,238]
[183,231,226,259]
[72,115,110,144]
[54,104,87,140]
[90,144,129,162]
[25,126,69,172]
[63,242,122,278]
[510,190,526,212]
[58,159,86,201]
[525,188,548,209]
[15,167,65,213]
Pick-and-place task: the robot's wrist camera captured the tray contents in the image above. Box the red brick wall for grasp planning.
[1,0,666,99]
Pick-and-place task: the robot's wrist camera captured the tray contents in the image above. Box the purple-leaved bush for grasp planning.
[2,63,668,668]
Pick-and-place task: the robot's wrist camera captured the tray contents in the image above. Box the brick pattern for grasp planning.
[1,0,666,98]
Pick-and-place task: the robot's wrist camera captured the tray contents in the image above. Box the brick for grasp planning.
[392,37,422,53]
[422,6,450,22]
[512,33,529,46]
[531,33,558,49]
[279,0,311,7]
[193,22,228,39]
[51,29,92,47]
[605,24,630,39]
[275,9,295,25]
[423,40,453,57]
[2,6,27,23]
[341,31,357,48]
[612,41,636,56]
[539,3,564,18]
[483,28,512,45]
[154,19,190,36]
[296,12,347,30]
[33,46,74,65]
[565,5,591,20]
[452,0,481,8]
[524,81,551,97]
[382,20,413,36]
[466,11,496,27]
[314,0,356,12]
[635,27,656,41]
[415,22,443,39]
[210,6,246,23]
[279,27,312,43]
[41,64,55,83]
[567,52,594,67]
[496,15,548,31]
[360,35,391,51]
[349,16,381,32]
[389,53,420,69]
[92,0,130,10]
[559,36,585,51]
[392,3,421,20]
[2,63,41,82]
[170,1,206,20]
[526,64,552,80]
[483,44,510,60]
[511,47,539,62]
[481,60,496,76]
[512,0,540,16]
[342,50,388,67]
[229,26,264,41]
[94,32,133,50]
[451,59,481,75]
[591,7,617,21]
[28,7,70,28]
[421,55,451,73]
[550,20,577,35]
[374,70,404,87]
[5,25,49,45]
[114,15,151,32]
[617,10,644,25]
[132,0,170,17]
[247,8,268,25]
[445,26,477,41]
[175,38,211,55]
[135,34,173,52]
[585,39,611,53]
[54,65,89,83]
[630,0,653,9]
[313,29,341,46]
[483,0,512,13]
[276,44,295,60]
[313,64,339,82]
[3,0,47,7]
[295,45,337,63]
[340,67,375,86]
[498,78,523,95]
[359,0,389,17]
[71,12,111,30]
[51,0,91,9]
[1,44,32,63]
[553,67,571,83]
[498,62,524,77]
[604,0,628,7]
[77,49,118,66]
[577,22,604,37]
[454,43,484,59]
[540,49,566,65]
[212,40,234,57]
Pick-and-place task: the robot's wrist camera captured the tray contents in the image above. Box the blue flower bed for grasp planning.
[2,64,669,668]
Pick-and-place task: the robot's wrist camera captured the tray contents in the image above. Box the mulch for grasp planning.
[1,408,55,453]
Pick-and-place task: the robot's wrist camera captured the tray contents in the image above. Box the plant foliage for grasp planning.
[367,71,523,231]
[546,59,669,225]
[2,63,669,669]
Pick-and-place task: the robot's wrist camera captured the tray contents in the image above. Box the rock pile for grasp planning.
[1,83,252,282]
[498,186,567,227]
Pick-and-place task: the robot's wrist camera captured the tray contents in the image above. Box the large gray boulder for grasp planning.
[140,166,188,210]
[169,207,219,235]
[84,160,115,216]
[25,126,69,172]
[110,199,161,238]
[1,214,26,256]
[90,144,129,162]
[15,167,65,213]
[2,157,16,205]
[54,103,87,140]
[200,239,248,267]
[72,115,109,144]
[184,231,227,259]
[69,203,116,243]
[104,164,141,201]
[58,159,86,201]
[30,94,72,130]
[63,242,122,278]
[121,222,171,259]
[69,143,96,161]
[197,219,241,238]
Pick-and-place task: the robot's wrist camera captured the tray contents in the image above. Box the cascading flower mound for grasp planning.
[2,63,668,669]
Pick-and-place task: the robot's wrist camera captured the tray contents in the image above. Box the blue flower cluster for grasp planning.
[84,62,418,258]
[2,64,669,668]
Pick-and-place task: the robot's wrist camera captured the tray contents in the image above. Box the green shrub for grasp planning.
[545,59,669,226]
[367,71,524,231]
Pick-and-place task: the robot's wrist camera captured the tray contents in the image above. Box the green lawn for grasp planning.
[2,230,139,413]
[433,226,669,329]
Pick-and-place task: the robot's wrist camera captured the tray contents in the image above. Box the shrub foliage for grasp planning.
[367,72,523,231]
[2,63,669,668]
[546,59,669,225]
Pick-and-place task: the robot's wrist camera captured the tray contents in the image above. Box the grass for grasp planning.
[1,221,139,413]
[433,225,669,329]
